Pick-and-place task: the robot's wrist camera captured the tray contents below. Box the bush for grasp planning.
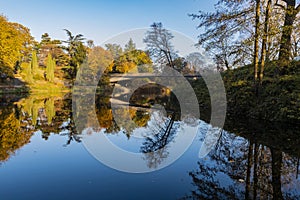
[0,64,14,82]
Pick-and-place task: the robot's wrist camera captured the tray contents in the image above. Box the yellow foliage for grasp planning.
[0,108,31,162]
[0,15,32,68]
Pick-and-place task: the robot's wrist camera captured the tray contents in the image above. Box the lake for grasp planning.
[0,86,300,199]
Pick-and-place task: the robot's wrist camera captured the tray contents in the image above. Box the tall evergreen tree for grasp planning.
[31,51,38,74]
[24,62,33,83]
[105,43,123,59]
[46,53,55,82]
[124,38,136,53]
[63,29,87,79]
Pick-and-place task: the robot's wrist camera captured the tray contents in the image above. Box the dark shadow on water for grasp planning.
[183,117,300,200]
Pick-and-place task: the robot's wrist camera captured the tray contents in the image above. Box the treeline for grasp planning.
[0,15,156,88]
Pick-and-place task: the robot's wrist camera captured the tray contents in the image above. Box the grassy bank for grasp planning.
[0,78,69,95]
[0,64,71,95]
[191,61,300,124]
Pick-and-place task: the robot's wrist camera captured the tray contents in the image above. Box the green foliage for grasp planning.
[192,61,300,123]
[39,33,69,67]
[124,38,136,53]
[23,62,33,83]
[63,29,87,79]
[105,43,123,59]
[45,98,55,124]
[46,53,55,82]
[31,51,38,74]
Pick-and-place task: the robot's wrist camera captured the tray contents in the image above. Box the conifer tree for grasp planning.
[31,51,38,74]
[46,53,55,82]
[24,62,33,83]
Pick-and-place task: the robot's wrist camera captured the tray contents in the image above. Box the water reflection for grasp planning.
[184,119,300,199]
[0,102,31,162]
[0,80,299,199]
[0,93,80,163]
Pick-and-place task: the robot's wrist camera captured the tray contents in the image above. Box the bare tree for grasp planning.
[190,0,255,69]
[144,22,177,68]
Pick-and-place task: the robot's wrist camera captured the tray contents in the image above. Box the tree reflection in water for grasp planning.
[0,102,32,162]
[0,93,82,164]
[184,119,300,200]
[1,80,299,199]
[140,111,180,169]
[95,81,184,168]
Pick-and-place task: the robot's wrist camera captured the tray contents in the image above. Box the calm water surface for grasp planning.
[0,91,300,200]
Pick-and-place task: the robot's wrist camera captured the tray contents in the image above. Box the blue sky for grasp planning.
[0,0,216,45]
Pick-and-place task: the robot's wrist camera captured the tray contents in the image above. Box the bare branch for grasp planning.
[275,0,286,9]
[296,3,300,14]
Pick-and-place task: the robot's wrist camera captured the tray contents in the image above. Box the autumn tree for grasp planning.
[0,15,32,72]
[88,46,113,72]
[79,46,113,84]
[106,39,152,73]
[144,22,177,68]
[109,49,152,73]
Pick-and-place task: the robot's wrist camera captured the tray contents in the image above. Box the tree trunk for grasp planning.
[254,0,261,82]
[260,0,272,83]
[253,143,259,199]
[271,148,283,200]
[278,0,297,65]
[167,51,174,68]
[245,142,253,199]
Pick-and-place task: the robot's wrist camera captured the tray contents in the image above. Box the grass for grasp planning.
[190,60,300,124]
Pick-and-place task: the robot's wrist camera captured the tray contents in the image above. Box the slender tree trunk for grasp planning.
[163,50,172,68]
[253,143,259,199]
[224,59,230,71]
[271,148,283,200]
[293,40,299,57]
[167,51,174,68]
[254,0,261,82]
[260,0,272,83]
[278,0,298,65]
[245,142,253,199]
[296,157,299,179]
